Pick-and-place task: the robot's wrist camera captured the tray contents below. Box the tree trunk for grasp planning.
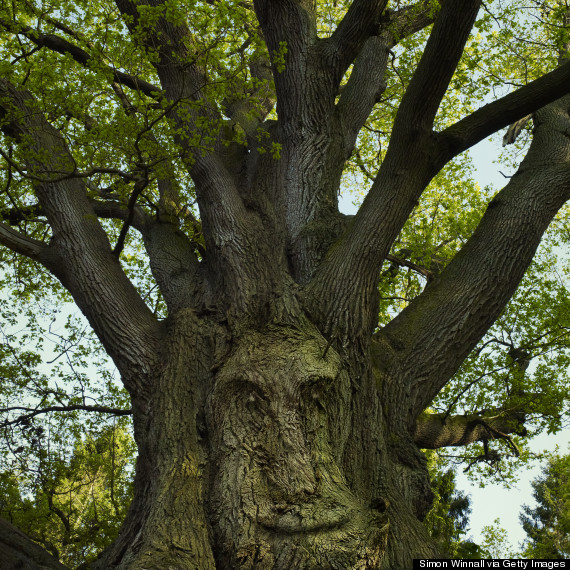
[90,308,438,569]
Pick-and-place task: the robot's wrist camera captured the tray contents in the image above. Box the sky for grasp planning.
[339,133,570,554]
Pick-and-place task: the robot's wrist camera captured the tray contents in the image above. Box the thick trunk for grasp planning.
[3,4,570,570]
[89,309,438,569]
[93,310,218,569]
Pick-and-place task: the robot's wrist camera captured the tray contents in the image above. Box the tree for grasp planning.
[521,451,570,559]
[424,451,483,559]
[0,0,570,567]
[478,518,516,560]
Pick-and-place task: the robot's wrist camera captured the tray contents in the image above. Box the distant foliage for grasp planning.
[479,518,517,559]
[520,451,570,559]
[0,423,135,567]
[425,451,484,559]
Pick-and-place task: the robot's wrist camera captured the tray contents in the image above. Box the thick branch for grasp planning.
[0,78,163,393]
[114,0,271,315]
[114,0,208,111]
[1,198,148,231]
[389,0,480,140]
[142,220,204,313]
[305,1,481,339]
[0,220,46,260]
[0,18,161,98]
[437,59,570,163]
[381,95,570,419]
[0,517,68,570]
[414,411,526,449]
[114,0,247,231]
[337,1,438,163]
[252,0,317,128]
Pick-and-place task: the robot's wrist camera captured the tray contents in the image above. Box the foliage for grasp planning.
[0,422,135,567]
[478,518,517,559]
[425,451,484,559]
[520,450,570,559]
[0,282,135,565]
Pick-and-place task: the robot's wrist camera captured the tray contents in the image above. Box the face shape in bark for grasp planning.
[206,324,388,568]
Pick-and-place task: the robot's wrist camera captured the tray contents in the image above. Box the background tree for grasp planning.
[520,451,570,559]
[477,518,517,560]
[0,0,570,568]
[0,423,135,567]
[424,451,483,559]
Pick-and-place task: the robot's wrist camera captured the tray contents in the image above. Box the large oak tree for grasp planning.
[1,0,570,567]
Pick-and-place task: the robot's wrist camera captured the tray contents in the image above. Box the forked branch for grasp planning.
[0,220,47,260]
[381,95,570,419]
[305,1,481,339]
[337,0,439,164]
[0,77,163,391]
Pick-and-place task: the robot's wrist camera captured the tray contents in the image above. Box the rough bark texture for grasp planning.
[2,1,570,568]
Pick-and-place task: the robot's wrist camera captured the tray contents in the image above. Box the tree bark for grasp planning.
[89,308,440,569]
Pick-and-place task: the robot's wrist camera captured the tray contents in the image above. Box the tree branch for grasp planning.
[414,410,526,449]
[112,175,150,257]
[113,1,240,208]
[0,220,47,260]
[252,0,318,128]
[389,0,480,140]
[113,0,282,316]
[0,517,68,570]
[305,0,481,340]
[106,71,205,312]
[385,254,434,281]
[337,0,438,164]
[0,77,163,393]
[1,404,132,427]
[0,18,162,98]
[323,0,388,85]
[380,94,570,420]
[90,199,148,231]
[437,59,570,163]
